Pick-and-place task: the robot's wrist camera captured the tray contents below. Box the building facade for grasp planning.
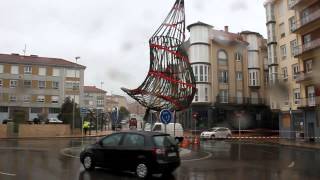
[265,0,320,140]
[177,22,273,130]
[105,95,128,112]
[0,53,85,123]
[83,86,107,112]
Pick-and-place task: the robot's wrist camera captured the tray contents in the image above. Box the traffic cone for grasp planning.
[193,136,200,145]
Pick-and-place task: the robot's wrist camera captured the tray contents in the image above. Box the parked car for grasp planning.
[152,123,184,142]
[2,119,13,124]
[80,131,180,178]
[200,127,232,139]
[144,123,152,131]
[46,118,63,124]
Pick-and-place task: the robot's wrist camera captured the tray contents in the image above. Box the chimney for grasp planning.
[224,26,229,32]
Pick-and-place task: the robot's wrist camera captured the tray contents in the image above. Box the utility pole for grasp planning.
[72,56,80,134]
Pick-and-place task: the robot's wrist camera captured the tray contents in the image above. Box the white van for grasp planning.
[152,122,184,142]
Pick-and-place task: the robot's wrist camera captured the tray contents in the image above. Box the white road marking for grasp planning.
[0,171,16,176]
[60,148,80,159]
[288,161,295,168]
[182,152,213,162]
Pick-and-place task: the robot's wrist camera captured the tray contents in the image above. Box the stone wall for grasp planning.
[18,124,71,138]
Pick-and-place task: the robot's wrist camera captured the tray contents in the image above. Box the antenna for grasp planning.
[23,44,27,56]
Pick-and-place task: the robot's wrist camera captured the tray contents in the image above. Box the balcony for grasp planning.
[289,0,304,9]
[293,38,320,57]
[297,96,320,108]
[268,56,278,65]
[292,9,320,33]
[215,96,265,105]
[295,72,313,83]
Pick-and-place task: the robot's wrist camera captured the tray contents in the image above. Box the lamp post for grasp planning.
[100,81,104,131]
[72,56,80,134]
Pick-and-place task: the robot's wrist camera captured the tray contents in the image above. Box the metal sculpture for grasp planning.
[121,0,196,112]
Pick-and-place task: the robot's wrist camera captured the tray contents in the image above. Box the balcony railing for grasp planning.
[216,96,265,105]
[292,9,320,32]
[295,71,313,82]
[297,96,320,108]
[289,0,303,9]
[293,38,320,56]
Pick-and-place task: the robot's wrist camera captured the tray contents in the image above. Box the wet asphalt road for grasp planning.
[0,137,320,180]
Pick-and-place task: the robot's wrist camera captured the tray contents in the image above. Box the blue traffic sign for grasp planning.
[160,109,172,124]
[80,107,87,117]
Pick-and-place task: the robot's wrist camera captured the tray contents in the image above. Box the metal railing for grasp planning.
[292,8,320,31]
[293,38,320,56]
[297,96,320,108]
[215,96,265,105]
[289,0,303,9]
[295,71,313,82]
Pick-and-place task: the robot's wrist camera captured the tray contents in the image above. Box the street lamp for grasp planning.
[72,56,80,134]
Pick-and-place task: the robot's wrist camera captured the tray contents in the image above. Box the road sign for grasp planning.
[160,109,172,124]
[80,107,87,117]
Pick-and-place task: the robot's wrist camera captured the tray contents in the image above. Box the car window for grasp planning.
[153,135,176,147]
[122,134,145,147]
[102,133,123,146]
[153,125,162,131]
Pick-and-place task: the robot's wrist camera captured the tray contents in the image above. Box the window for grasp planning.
[288,16,296,32]
[294,89,300,105]
[24,66,32,74]
[122,134,145,147]
[199,65,203,81]
[194,66,198,81]
[38,81,46,89]
[292,64,300,79]
[194,90,198,102]
[236,72,243,81]
[307,86,315,106]
[9,95,17,102]
[282,67,288,80]
[280,44,287,59]
[65,81,80,90]
[0,106,8,113]
[101,133,123,146]
[235,52,242,61]
[303,34,311,45]
[49,108,60,114]
[301,8,310,25]
[305,60,312,73]
[97,99,104,106]
[237,91,243,104]
[204,66,208,82]
[218,50,228,65]
[153,135,176,147]
[290,39,298,56]
[51,96,59,104]
[153,125,162,131]
[23,80,32,88]
[11,65,19,74]
[66,69,80,78]
[37,95,45,103]
[0,79,2,87]
[52,81,59,89]
[23,96,30,103]
[0,65,3,73]
[219,71,228,83]
[205,88,208,101]
[279,23,285,38]
[52,68,60,76]
[39,67,46,76]
[249,71,259,86]
[31,108,42,113]
[10,80,18,88]
[219,90,228,103]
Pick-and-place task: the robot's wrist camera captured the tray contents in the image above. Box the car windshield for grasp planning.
[153,135,177,147]
[208,128,219,132]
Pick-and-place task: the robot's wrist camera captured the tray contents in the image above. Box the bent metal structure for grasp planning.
[121,0,196,113]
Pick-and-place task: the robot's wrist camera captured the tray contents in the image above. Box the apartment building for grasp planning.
[0,53,85,123]
[83,86,107,112]
[177,22,272,130]
[105,95,128,112]
[265,0,320,140]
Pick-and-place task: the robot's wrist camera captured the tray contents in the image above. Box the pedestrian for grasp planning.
[83,121,89,135]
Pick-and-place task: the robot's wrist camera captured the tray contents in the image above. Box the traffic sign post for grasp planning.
[160,109,172,134]
[80,108,87,141]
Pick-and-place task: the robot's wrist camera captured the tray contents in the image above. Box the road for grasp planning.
[0,137,320,180]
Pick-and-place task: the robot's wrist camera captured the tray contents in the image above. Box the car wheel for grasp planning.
[136,162,149,179]
[210,135,215,140]
[226,134,232,139]
[83,155,95,171]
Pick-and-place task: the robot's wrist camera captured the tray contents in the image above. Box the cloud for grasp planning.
[230,1,248,11]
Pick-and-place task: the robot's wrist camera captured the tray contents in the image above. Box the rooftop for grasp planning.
[0,53,86,69]
[84,86,107,93]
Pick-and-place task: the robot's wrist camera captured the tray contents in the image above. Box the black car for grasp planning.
[80,131,180,178]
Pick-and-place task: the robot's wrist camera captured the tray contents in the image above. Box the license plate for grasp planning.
[168,152,177,157]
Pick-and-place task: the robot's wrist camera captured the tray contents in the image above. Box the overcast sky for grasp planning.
[0,0,266,97]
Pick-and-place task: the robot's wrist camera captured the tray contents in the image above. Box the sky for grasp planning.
[0,0,266,97]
